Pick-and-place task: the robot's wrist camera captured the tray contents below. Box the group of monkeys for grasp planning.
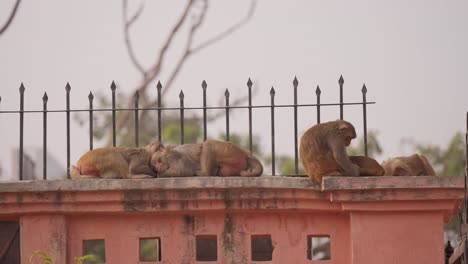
[70,120,436,186]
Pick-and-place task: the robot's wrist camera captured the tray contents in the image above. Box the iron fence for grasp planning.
[0,75,376,180]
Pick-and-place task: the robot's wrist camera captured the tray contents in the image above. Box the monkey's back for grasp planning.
[300,122,341,181]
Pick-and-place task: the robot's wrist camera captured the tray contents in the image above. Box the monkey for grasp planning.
[299,120,384,185]
[381,153,436,176]
[349,156,385,176]
[150,144,202,177]
[70,142,162,179]
[150,139,263,177]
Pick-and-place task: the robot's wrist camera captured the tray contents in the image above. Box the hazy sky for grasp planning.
[0,0,467,179]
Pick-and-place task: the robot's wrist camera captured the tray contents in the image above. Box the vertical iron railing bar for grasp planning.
[111,81,117,147]
[465,111,468,223]
[180,90,185,144]
[157,81,162,143]
[88,92,94,150]
[339,75,344,120]
[19,83,24,180]
[293,77,299,174]
[247,78,253,154]
[42,92,48,180]
[202,80,207,141]
[362,84,368,156]
[316,85,321,124]
[134,91,140,147]
[225,89,230,142]
[65,83,71,179]
[270,87,276,176]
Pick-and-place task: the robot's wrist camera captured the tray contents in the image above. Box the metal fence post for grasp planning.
[42,92,48,180]
[65,83,71,179]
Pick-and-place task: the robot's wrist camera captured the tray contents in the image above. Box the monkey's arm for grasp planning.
[129,157,157,177]
[328,138,359,176]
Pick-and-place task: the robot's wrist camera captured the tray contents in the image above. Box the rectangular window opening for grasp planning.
[140,237,162,262]
[307,235,331,261]
[83,239,106,264]
[196,235,217,261]
[251,235,273,261]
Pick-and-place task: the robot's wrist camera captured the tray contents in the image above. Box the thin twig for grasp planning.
[192,0,256,54]
[114,0,195,140]
[123,0,146,76]
[0,0,22,36]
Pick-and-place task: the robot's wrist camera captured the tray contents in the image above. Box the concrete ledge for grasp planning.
[0,176,319,192]
[0,176,464,217]
[0,176,464,193]
[322,176,463,190]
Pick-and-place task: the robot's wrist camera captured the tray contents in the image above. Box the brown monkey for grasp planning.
[349,156,385,176]
[151,144,202,177]
[300,120,384,185]
[382,153,436,176]
[70,142,162,179]
[151,140,263,177]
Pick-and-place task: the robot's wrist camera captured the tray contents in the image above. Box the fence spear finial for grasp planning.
[157,81,162,91]
[362,83,367,94]
[202,80,207,90]
[19,83,25,93]
[247,78,252,88]
[134,90,140,100]
[293,76,298,87]
[88,92,94,101]
[339,75,344,85]
[315,85,321,96]
[65,82,71,92]
[225,88,230,97]
[42,92,48,102]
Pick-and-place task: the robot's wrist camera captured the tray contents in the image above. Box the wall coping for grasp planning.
[0,176,464,218]
[0,176,463,193]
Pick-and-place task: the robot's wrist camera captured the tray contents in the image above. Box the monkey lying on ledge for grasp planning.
[300,120,384,185]
[70,142,161,179]
[382,154,436,176]
[150,139,263,177]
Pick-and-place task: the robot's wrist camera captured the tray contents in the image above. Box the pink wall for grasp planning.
[0,176,463,264]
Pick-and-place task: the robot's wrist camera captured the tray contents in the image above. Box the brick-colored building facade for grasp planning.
[0,176,463,264]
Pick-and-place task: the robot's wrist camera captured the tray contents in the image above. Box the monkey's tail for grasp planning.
[70,165,81,179]
[240,156,263,177]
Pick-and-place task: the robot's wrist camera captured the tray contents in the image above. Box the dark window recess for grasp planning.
[0,221,20,264]
[251,235,273,261]
[307,235,331,261]
[140,238,162,262]
[83,239,106,264]
[196,235,217,261]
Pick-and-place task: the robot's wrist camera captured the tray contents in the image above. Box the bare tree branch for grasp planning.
[161,0,208,98]
[113,0,196,144]
[147,0,256,107]
[123,0,146,76]
[113,0,256,145]
[192,0,256,54]
[0,0,21,36]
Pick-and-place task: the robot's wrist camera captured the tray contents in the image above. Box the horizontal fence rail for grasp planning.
[0,75,376,180]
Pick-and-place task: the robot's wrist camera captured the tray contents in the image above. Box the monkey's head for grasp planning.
[150,151,170,173]
[337,120,356,146]
[146,141,164,154]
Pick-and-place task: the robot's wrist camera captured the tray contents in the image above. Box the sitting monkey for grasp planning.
[382,153,436,176]
[151,139,263,177]
[70,142,162,179]
[300,120,384,185]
